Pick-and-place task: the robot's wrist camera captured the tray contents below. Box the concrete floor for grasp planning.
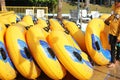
[15,61,120,80]
[90,62,120,80]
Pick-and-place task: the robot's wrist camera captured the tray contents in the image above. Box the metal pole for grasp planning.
[77,0,83,27]
[80,0,83,25]
[77,0,80,24]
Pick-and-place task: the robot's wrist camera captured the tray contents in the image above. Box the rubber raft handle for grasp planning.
[73,51,82,61]
[24,47,31,59]
[0,48,7,60]
[5,24,10,28]
[43,27,50,32]
[64,28,70,34]
[47,47,55,58]
[64,30,69,34]
[95,41,100,50]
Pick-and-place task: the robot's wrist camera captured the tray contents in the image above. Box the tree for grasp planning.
[57,0,63,21]
[85,0,90,9]
[29,0,58,13]
[0,0,7,11]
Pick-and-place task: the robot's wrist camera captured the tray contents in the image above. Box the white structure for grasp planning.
[26,9,34,16]
[37,9,45,19]
[91,11,100,18]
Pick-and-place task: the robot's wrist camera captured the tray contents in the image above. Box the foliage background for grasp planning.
[5,0,111,13]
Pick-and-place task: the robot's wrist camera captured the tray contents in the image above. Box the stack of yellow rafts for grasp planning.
[47,19,93,80]
[0,11,112,79]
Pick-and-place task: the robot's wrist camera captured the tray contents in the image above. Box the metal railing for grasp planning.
[6,6,48,19]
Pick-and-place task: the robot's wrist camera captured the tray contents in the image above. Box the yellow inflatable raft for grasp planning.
[47,30,93,80]
[49,19,87,52]
[0,11,17,26]
[5,26,41,79]
[26,26,66,79]
[100,14,110,21]
[36,19,50,37]
[0,23,16,79]
[49,19,80,48]
[49,19,64,31]
[37,18,48,28]
[62,20,87,52]
[100,14,111,50]
[85,18,111,65]
[22,15,34,26]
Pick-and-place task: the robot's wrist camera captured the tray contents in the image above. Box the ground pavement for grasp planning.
[15,61,120,80]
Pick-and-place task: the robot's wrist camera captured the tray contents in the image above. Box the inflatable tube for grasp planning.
[0,11,14,17]
[8,14,17,24]
[49,19,64,31]
[22,15,34,26]
[37,18,48,28]
[0,23,16,79]
[36,19,50,38]
[49,19,80,48]
[0,18,11,27]
[62,20,87,52]
[47,30,93,80]
[0,12,16,26]
[85,18,111,65]
[36,24,50,39]
[5,26,41,79]
[100,14,111,50]
[49,19,86,53]
[26,26,66,79]
[100,14,110,21]
[13,21,27,34]
[0,13,15,20]
[17,21,29,27]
